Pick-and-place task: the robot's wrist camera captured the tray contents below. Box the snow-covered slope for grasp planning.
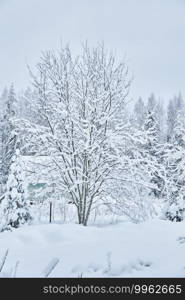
[0,220,185,277]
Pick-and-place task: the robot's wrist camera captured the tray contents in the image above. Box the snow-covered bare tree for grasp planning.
[29,44,131,225]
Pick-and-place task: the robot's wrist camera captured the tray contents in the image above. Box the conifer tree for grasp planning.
[1,149,32,231]
[143,109,164,198]
[0,84,17,190]
[164,110,185,221]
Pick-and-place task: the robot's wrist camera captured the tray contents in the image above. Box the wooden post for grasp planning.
[49,201,52,223]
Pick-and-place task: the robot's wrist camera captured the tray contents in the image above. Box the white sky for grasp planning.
[0,0,185,103]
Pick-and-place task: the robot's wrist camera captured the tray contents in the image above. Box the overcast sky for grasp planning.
[0,0,185,103]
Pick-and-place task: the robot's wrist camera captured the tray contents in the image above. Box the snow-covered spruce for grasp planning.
[0,149,32,231]
[163,110,185,222]
[0,84,18,194]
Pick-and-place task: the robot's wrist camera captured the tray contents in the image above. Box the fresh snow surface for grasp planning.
[0,219,185,277]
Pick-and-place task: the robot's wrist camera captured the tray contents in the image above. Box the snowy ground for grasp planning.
[0,219,185,277]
